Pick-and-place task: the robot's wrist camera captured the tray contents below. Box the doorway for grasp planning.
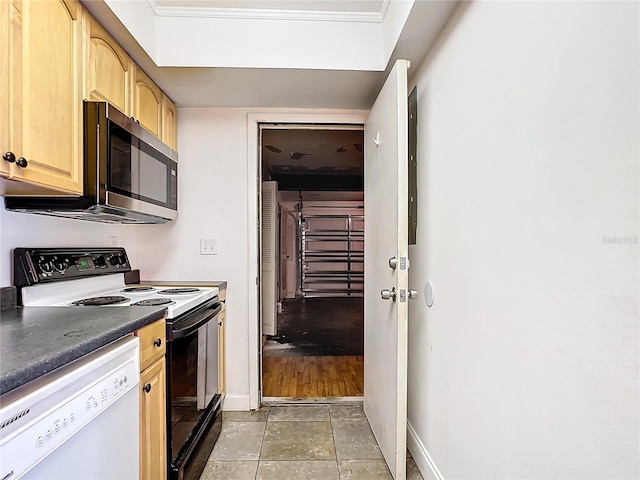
[258,125,365,401]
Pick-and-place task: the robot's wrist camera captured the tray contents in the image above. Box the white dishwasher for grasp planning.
[0,336,140,480]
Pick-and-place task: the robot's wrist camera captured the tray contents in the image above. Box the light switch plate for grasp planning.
[200,238,218,255]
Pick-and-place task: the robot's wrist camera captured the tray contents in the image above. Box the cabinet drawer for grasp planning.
[136,319,166,371]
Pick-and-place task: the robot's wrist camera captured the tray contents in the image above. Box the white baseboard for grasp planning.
[221,393,251,411]
[407,421,445,480]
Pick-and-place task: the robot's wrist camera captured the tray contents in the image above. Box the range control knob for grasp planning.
[109,254,125,267]
[93,256,106,268]
[37,256,54,275]
[52,256,69,274]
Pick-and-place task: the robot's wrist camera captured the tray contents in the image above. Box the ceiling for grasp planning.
[262,128,364,192]
[82,0,459,108]
[78,0,458,202]
[153,0,385,13]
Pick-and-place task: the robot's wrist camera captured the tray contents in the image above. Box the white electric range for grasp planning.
[13,247,224,480]
[20,271,218,320]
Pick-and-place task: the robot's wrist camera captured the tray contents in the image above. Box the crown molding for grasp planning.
[146,0,390,23]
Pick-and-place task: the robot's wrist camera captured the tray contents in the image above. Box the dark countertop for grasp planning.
[123,271,227,291]
[0,305,167,396]
[139,280,227,290]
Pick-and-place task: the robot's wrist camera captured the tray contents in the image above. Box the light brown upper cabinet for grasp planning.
[0,1,10,178]
[133,66,162,138]
[3,0,83,194]
[86,14,132,116]
[161,94,177,151]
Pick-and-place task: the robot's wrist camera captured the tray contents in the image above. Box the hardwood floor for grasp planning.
[262,355,364,397]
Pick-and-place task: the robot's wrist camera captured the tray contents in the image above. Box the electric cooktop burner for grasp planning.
[131,298,175,307]
[121,286,155,293]
[72,296,129,306]
[158,288,200,295]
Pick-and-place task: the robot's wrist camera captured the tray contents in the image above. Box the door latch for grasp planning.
[380,287,396,301]
[388,257,410,270]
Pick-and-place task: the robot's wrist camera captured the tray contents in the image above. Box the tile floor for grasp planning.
[197,405,424,480]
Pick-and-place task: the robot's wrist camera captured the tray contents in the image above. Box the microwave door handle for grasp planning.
[171,303,223,339]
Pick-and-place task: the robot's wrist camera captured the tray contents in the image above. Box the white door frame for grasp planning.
[247,110,368,409]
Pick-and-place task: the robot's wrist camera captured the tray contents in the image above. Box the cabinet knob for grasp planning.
[218,321,222,326]
[3,151,15,163]
[153,338,162,347]
[143,383,152,393]
[16,157,28,168]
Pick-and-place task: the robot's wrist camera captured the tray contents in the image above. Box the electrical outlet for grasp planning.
[109,236,119,247]
[200,238,218,255]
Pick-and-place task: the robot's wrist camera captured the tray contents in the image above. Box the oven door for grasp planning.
[167,300,222,478]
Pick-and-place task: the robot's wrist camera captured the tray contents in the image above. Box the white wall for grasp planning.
[135,107,367,409]
[406,1,639,479]
[0,207,139,286]
[135,108,251,408]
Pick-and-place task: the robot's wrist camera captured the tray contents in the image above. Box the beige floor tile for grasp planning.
[256,460,339,480]
[268,405,330,421]
[208,422,266,461]
[328,405,366,422]
[199,461,258,480]
[332,420,383,460]
[261,421,336,460]
[338,459,393,479]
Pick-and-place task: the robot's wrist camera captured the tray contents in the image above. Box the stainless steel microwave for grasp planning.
[5,101,178,224]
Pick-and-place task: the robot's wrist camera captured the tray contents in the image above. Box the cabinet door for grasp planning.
[161,94,177,150]
[7,0,83,194]
[87,15,132,115]
[0,0,10,177]
[218,306,226,396]
[133,66,162,137]
[135,319,167,371]
[140,358,167,480]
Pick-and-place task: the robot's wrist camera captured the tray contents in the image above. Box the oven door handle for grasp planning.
[171,303,222,339]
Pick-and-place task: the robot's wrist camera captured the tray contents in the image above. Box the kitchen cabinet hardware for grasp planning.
[153,338,162,347]
[2,152,29,168]
[143,383,152,393]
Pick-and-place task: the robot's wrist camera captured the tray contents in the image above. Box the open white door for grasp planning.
[261,180,278,336]
[364,59,409,480]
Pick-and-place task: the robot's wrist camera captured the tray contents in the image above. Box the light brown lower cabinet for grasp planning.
[136,319,167,480]
[140,357,166,480]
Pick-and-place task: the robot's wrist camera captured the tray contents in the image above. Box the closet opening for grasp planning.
[259,124,365,402]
